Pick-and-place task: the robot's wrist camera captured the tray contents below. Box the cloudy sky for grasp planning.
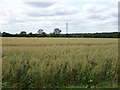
[0,0,118,34]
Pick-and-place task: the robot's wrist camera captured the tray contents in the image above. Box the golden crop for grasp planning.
[2,37,119,88]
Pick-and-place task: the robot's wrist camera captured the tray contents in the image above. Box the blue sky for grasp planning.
[0,0,118,34]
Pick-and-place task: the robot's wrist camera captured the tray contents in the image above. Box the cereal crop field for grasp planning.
[2,37,119,88]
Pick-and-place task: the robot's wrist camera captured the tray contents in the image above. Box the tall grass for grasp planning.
[2,37,119,88]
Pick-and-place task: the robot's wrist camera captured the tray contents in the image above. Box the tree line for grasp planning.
[1,31,119,38]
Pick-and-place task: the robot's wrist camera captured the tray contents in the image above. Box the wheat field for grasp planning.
[2,37,119,88]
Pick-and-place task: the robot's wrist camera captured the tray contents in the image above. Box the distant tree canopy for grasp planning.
[53,28,61,34]
[20,31,27,35]
[1,31,119,38]
[37,32,47,37]
[2,32,15,37]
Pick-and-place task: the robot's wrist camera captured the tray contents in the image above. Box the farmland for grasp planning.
[2,37,119,88]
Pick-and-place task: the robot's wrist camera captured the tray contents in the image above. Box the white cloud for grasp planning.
[0,0,118,33]
[24,2,55,8]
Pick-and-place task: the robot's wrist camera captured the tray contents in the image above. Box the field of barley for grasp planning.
[2,37,119,88]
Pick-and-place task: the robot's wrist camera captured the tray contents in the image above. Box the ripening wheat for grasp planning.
[2,37,119,88]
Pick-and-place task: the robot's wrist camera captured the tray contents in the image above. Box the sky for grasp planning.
[0,0,118,34]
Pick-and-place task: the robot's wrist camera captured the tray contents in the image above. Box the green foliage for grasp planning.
[1,32,119,38]
[37,32,47,37]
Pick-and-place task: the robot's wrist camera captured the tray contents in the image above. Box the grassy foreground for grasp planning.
[2,37,119,88]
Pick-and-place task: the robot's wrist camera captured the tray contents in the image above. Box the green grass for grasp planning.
[2,37,119,88]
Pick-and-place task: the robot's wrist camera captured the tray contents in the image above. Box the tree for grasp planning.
[19,31,27,37]
[2,32,11,37]
[41,32,47,37]
[53,28,62,34]
[37,32,47,37]
[20,31,27,35]
[38,29,44,34]
[28,32,34,37]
